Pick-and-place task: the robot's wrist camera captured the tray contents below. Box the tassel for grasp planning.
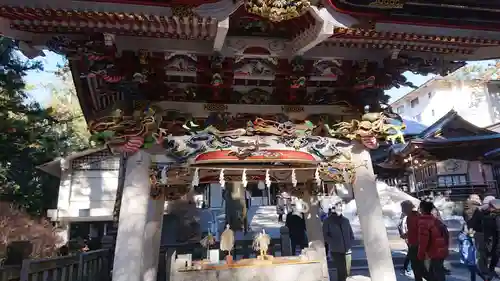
[315,167,321,187]
[242,169,248,187]
[192,168,199,187]
[160,166,168,185]
[291,169,297,187]
[265,169,271,188]
[219,169,225,189]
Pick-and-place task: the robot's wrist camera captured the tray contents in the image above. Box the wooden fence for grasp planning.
[0,249,111,281]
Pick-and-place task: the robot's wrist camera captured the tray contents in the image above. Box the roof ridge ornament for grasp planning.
[245,0,311,22]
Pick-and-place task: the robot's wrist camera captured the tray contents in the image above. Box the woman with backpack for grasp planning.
[458,226,489,281]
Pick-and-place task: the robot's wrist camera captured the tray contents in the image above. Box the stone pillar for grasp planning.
[351,143,397,281]
[112,151,165,281]
[302,189,329,281]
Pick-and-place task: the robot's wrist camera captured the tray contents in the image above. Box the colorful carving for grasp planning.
[245,0,311,22]
[325,105,406,149]
[89,103,404,156]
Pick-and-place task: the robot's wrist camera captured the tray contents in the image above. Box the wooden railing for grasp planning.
[0,249,111,281]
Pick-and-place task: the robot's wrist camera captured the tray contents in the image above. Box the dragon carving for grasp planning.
[324,104,406,149]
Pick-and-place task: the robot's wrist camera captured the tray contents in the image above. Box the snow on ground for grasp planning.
[322,181,464,231]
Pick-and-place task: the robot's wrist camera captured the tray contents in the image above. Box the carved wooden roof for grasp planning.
[327,0,500,30]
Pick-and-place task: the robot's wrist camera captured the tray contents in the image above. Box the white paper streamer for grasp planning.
[265,169,271,188]
[242,169,248,187]
[192,168,199,187]
[160,166,168,184]
[219,169,225,189]
[291,169,297,187]
[315,167,321,187]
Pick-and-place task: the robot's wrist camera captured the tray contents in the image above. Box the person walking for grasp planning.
[469,196,498,278]
[417,201,449,281]
[401,200,428,281]
[285,209,306,255]
[322,202,354,281]
[458,225,489,281]
[398,212,412,276]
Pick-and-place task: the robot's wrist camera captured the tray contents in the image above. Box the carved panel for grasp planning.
[164,53,197,75]
[234,58,277,78]
[311,60,344,79]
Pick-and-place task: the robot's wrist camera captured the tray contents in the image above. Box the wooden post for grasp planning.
[77,252,85,281]
[351,143,397,281]
[280,226,292,256]
[19,259,31,281]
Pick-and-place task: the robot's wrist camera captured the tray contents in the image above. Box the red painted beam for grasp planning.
[76,0,221,7]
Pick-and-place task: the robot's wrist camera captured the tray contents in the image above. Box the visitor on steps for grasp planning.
[417,201,449,281]
[401,200,428,281]
[285,209,306,255]
[322,201,353,281]
[458,225,489,281]
[276,195,285,223]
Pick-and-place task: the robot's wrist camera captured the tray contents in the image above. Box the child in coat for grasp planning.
[458,226,489,281]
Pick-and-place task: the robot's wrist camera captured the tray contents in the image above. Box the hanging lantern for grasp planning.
[160,165,168,185]
[219,169,225,189]
[265,169,271,188]
[192,168,199,187]
[291,169,297,187]
[315,167,321,187]
[242,169,248,187]
[258,181,265,190]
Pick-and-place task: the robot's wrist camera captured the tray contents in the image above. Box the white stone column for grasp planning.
[351,143,397,281]
[112,151,165,281]
[302,189,329,281]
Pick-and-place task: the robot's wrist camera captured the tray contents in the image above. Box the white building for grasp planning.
[391,78,500,127]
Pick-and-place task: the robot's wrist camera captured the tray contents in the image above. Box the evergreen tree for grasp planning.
[0,38,84,215]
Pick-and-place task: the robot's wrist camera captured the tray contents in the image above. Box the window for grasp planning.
[431,109,435,117]
[437,175,467,187]
[428,92,432,98]
[396,106,404,114]
[415,114,422,122]
[410,97,419,108]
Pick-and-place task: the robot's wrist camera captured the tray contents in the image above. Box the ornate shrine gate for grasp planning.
[3,0,500,281]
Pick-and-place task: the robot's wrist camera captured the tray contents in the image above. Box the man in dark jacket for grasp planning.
[322,202,354,281]
[285,210,306,255]
[469,196,498,277]
[464,194,482,227]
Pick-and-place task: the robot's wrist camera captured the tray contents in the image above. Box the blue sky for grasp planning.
[23,50,67,105]
[22,51,490,105]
